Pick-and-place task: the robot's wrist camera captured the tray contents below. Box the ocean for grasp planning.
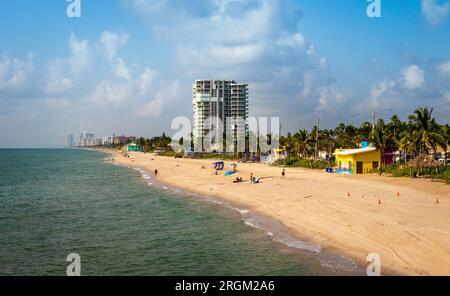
[0,149,359,276]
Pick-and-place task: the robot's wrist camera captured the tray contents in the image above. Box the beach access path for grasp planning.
[107,150,450,275]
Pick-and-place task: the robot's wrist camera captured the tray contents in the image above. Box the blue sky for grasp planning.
[0,0,449,147]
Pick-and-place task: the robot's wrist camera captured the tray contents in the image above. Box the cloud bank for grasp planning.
[0,0,449,147]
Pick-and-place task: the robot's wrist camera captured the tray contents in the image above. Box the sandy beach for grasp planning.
[104,149,450,275]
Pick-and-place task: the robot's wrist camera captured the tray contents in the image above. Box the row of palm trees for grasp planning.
[279,108,450,165]
[136,132,172,152]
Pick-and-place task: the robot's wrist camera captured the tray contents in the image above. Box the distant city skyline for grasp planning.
[1,0,449,148]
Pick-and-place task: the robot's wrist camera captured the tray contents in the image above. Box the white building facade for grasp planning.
[192,80,249,152]
[79,132,95,147]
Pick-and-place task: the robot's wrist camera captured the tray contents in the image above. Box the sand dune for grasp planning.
[108,150,450,275]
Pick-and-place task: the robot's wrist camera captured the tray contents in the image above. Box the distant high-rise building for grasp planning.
[67,134,75,147]
[192,80,249,151]
[79,132,95,147]
[102,136,114,146]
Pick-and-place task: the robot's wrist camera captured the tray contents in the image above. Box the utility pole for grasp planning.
[315,118,320,160]
[372,108,376,131]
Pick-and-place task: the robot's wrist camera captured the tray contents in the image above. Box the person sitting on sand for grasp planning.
[250,174,260,184]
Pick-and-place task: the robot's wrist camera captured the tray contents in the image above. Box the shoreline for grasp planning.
[119,162,367,275]
[96,148,450,276]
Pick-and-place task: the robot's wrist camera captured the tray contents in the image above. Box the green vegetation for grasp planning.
[135,132,172,153]
[379,164,450,183]
[436,166,450,183]
[272,158,334,170]
[277,107,449,182]
[279,108,448,162]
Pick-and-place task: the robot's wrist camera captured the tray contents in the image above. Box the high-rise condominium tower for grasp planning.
[192,80,249,151]
[67,134,75,148]
[79,132,95,147]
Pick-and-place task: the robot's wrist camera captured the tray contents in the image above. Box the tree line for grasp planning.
[279,107,450,165]
[135,132,172,152]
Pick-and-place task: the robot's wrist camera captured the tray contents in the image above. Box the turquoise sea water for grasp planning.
[0,149,357,276]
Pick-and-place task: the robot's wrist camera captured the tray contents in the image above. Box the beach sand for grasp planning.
[105,150,450,275]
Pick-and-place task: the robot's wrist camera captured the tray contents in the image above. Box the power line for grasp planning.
[431,102,450,109]
[434,109,450,115]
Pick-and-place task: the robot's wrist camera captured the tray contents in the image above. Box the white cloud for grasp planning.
[91,80,133,107]
[438,60,450,75]
[138,80,182,118]
[315,85,345,112]
[42,98,71,109]
[137,68,156,95]
[68,32,90,76]
[90,57,157,108]
[41,59,75,94]
[126,0,280,45]
[365,64,441,113]
[115,58,132,82]
[421,0,450,26]
[179,43,265,68]
[100,31,129,60]
[402,65,425,90]
[370,80,396,101]
[41,33,90,95]
[0,53,34,91]
[276,32,305,47]
[124,0,343,118]
[369,66,426,104]
[319,57,327,70]
[442,90,450,101]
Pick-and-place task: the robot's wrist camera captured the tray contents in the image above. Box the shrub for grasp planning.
[272,158,335,170]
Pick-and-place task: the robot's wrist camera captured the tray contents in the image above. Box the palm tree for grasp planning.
[369,119,389,168]
[399,124,418,161]
[355,121,372,144]
[408,108,444,155]
[293,129,310,158]
[319,129,336,160]
[281,133,295,159]
[389,115,402,140]
[334,123,359,149]
[438,124,450,166]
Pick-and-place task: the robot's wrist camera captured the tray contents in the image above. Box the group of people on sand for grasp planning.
[232,173,261,184]
[233,177,244,183]
[233,169,286,184]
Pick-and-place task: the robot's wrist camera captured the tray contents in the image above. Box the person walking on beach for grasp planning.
[282,169,286,178]
[154,169,158,177]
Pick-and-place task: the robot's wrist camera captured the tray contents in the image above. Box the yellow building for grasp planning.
[334,147,381,175]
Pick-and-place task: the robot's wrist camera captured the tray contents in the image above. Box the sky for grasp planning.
[0,0,449,148]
